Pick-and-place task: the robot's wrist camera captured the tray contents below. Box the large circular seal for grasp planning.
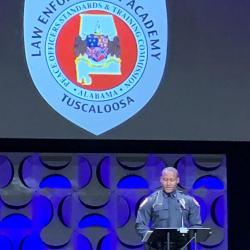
[45,1,148,102]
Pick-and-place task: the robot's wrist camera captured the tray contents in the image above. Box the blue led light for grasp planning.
[117,175,148,189]
[79,214,111,228]
[0,214,32,229]
[39,175,72,188]
[193,176,224,190]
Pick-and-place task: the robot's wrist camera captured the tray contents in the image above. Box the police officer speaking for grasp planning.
[135,167,201,250]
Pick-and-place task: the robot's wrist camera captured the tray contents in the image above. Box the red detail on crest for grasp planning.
[56,10,138,91]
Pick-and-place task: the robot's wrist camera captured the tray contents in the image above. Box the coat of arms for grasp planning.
[75,14,121,85]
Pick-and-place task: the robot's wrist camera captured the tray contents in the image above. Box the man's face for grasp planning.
[160,171,179,193]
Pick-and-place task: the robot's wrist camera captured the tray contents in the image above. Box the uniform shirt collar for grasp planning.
[163,189,177,198]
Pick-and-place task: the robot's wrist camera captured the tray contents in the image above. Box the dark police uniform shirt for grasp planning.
[135,189,201,239]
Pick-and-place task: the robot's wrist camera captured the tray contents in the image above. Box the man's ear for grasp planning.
[177,177,180,184]
[160,176,163,184]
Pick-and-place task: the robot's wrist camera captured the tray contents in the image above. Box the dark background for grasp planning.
[0,0,250,249]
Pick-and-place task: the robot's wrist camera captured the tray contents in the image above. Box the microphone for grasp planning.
[178,198,186,210]
[177,198,186,229]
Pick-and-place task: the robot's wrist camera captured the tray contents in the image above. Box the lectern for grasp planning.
[143,227,212,250]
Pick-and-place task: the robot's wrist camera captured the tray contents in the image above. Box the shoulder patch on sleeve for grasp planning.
[139,198,149,208]
[192,198,200,207]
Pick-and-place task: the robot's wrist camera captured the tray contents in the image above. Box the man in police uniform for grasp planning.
[135,167,201,250]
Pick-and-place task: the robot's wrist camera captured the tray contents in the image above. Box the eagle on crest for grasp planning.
[74,14,122,85]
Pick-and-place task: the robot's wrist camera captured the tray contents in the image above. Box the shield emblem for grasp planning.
[24,0,168,135]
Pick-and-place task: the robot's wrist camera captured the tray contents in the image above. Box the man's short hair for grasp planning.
[161,167,179,177]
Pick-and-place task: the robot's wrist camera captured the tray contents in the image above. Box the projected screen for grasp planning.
[0,0,249,140]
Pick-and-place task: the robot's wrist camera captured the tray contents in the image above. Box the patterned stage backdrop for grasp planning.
[0,153,227,249]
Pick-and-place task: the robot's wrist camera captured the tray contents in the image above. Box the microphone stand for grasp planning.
[177,201,198,250]
[178,199,189,250]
